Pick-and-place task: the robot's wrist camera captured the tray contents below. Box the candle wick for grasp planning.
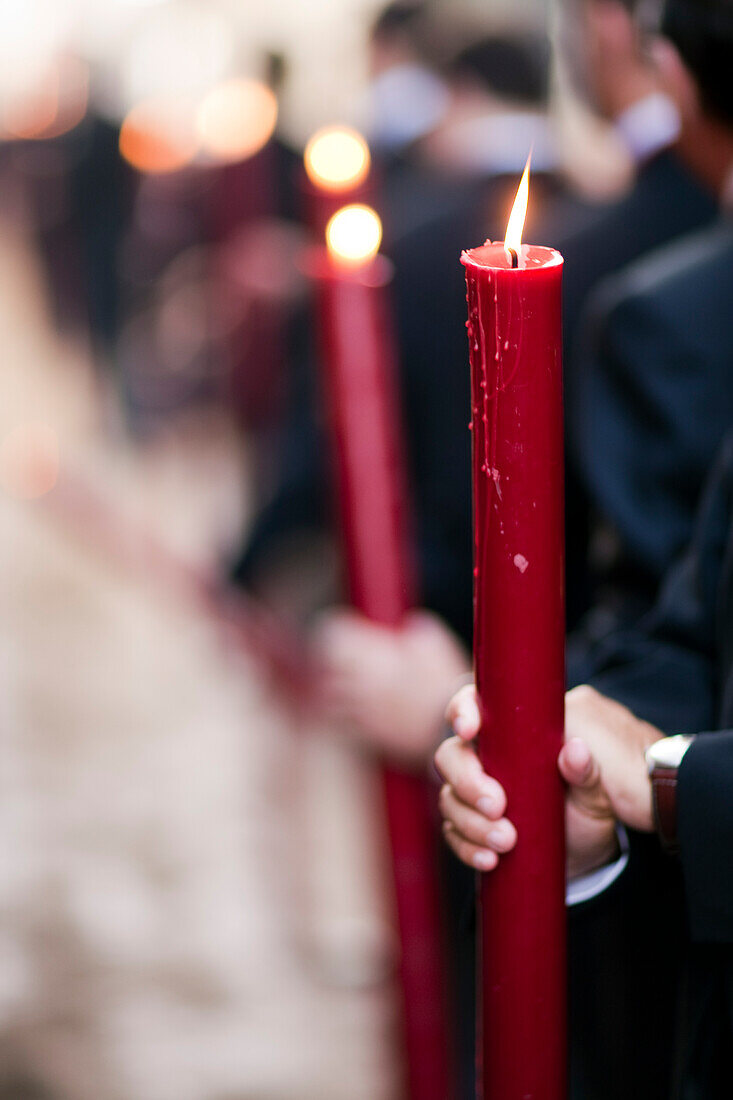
[507,247,518,269]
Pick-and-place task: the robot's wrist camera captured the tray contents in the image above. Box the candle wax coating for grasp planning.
[463,241,566,1100]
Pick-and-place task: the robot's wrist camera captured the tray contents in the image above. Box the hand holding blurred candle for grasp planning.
[314,607,470,764]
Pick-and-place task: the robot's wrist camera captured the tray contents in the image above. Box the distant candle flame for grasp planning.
[2,55,88,141]
[326,204,382,267]
[0,423,59,499]
[119,97,198,174]
[504,152,531,260]
[196,79,277,163]
[304,126,371,192]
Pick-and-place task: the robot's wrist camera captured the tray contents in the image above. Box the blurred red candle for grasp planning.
[461,160,566,1100]
[308,204,453,1100]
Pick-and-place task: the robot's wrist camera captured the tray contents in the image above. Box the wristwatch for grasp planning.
[645,734,695,853]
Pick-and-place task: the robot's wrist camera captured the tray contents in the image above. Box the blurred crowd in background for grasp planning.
[0,0,730,1097]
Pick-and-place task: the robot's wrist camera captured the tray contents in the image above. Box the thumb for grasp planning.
[445,684,481,741]
[558,738,612,819]
[559,737,599,788]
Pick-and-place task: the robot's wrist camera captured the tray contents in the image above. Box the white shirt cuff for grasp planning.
[566,826,629,906]
[614,93,681,163]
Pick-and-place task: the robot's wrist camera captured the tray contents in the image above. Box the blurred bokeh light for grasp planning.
[326,203,382,266]
[0,422,59,499]
[304,125,371,192]
[196,78,278,163]
[119,96,199,173]
[1,53,89,140]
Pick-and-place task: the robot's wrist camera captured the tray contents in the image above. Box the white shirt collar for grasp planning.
[364,64,450,152]
[432,111,557,177]
[614,92,681,165]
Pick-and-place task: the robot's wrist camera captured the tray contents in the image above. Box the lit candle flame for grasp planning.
[326,204,382,267]
[2,55,89,141]
[119,97,199,174]
[0,423,59,499]
[504,152,531,262]
[196,79,277,163]
[304,126,371,192]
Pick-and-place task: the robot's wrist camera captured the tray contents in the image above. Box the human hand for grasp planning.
[436,684,652,879]
[313,608,470,766]
[584,0,659,116]
[564,684,659,832]
[434,686,517,872]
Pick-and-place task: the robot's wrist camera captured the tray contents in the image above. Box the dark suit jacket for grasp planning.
[561,149,718,623]
[570,433,733,1099]
[568,220,733,673]
[566,221,733,1100]
[560,149,718,362]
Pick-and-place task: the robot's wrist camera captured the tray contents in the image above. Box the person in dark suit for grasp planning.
[563,0,733,649]
[558,0,720,624]
[558,4,733,1092]
[557,218,733,1098]
[362,0,450,160]
[437,425,733,1099]
[435,5,733,1091]
[311,0,730,717]
[558,0,719,351]
[313,0,732,759]
[567,218,733,680]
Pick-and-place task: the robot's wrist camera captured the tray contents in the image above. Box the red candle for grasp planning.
[462,163,566,1100]
[308,205,453,1100]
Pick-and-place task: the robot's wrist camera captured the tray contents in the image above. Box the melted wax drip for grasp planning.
[468,266,526,588]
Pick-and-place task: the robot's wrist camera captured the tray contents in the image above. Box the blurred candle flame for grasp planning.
[2,54,88,141]
[119,97,198,174]
[304,126,370,192]
[504,152,531,259]
[3,80,58,139]
[326,204,382,267]
[196,78,277,163]
[0,423,59,500]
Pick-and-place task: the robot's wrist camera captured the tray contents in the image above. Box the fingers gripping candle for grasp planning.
[461,158,567,1100]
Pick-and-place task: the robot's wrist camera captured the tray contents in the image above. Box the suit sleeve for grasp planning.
[677,731,733,941]
[568,224,733,591]
[581,434,733,735]
[582,435,733,941]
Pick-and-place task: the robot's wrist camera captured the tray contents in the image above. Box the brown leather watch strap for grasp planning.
[651,765,680,853]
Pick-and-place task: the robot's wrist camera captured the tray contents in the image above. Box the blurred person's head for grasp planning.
[448,33,552,110]
[653,0,733,194]
[369,1,431,75]
[365,1,450,152]
[418,31,557,177]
